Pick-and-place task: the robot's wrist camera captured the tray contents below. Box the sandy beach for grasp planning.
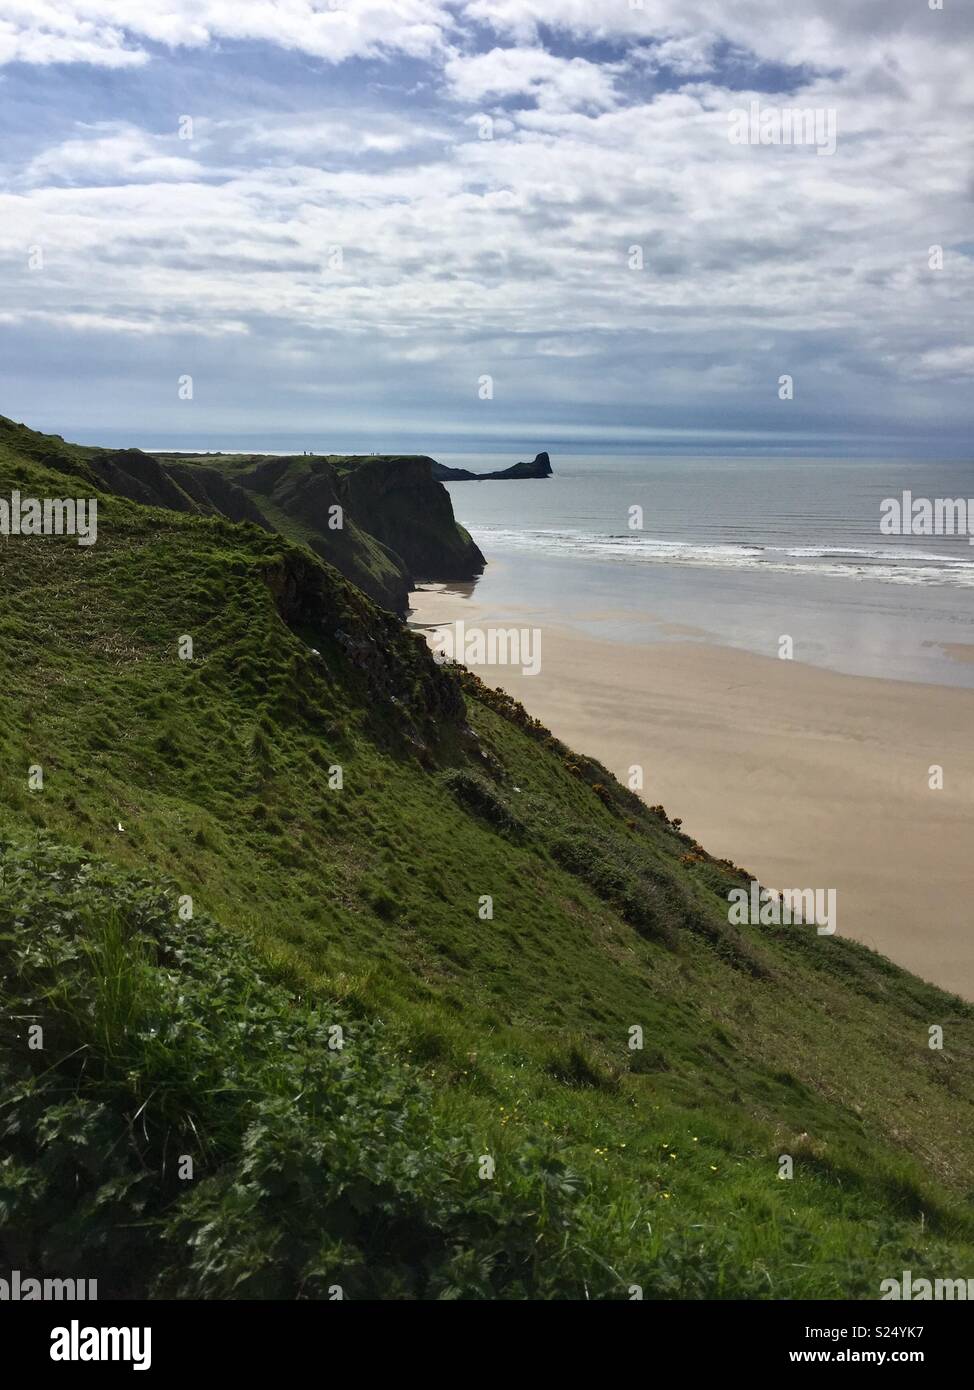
[411,585,974,1001]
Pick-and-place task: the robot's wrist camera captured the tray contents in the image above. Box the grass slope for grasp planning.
[152,448,486,612]
[1,419,973,1298]
[0,415,481,615]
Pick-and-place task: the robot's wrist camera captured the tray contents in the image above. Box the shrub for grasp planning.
[440,768,525,840]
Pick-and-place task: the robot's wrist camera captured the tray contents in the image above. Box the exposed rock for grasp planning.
[334,456,486,579]
[260,549,466,741]
[430,451,553,482]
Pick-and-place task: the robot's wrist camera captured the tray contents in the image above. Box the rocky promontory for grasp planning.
[430,451,553,482]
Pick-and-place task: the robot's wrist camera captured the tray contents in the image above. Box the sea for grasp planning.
[426,455,974,689]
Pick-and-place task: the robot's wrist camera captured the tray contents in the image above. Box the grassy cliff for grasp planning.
[0,417,483,615]
[1,417,973,1299]
[151,447,486,613]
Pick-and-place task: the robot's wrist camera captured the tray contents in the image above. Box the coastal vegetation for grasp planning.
[1,415,973,1299]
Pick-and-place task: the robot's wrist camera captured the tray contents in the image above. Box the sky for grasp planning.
[0,1,971,456]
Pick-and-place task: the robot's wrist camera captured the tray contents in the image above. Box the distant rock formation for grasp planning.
[430,452,553,482]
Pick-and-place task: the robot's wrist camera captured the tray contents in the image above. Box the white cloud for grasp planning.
[0,14,145,67]
[233,114,452,159]
[5,77,966,369]
[0,0,455,68]
[636,35,717,76]
[0,307,248,335]
[25,125,203,184]
[2,0,972,85]
[444,47,619,111]
[1,2,971,443]
[910,345,974,380]
[463,0,974,74]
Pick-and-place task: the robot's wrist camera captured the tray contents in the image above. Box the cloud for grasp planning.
[444,47,619,111]
[3,1,972,83]
[231,114,453,159]
[0,14,145,68]
[635,35,717,77]
[909,345,974,380]
[0,2,971,448]
[0,0,455,69]
[25,125,204,185]
[463,0,974,74]
[0,307,247,335]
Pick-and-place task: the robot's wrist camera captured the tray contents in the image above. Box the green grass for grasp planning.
[1,414,973,1298]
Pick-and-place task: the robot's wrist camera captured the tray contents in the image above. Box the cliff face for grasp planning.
[166,462,274,529]
[229,453,485,611]
[233,455,417,614]
[334,456,486,578]
[85,450,274,530]
[87,449,199,510]
[430,451,553,482]
[179,452,488,611]
[0,419,484,616]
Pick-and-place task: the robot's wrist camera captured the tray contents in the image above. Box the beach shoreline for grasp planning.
[410,583,974,1001]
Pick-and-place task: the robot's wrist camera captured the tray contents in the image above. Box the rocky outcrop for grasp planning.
[234,454,485,613]
[430,451,553,482]
[334,456,486,579]
[258,545,466,744]
[235,455,415,612]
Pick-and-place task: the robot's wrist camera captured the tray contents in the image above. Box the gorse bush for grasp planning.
[549,828,685,947]
[543,1039,619,1091]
